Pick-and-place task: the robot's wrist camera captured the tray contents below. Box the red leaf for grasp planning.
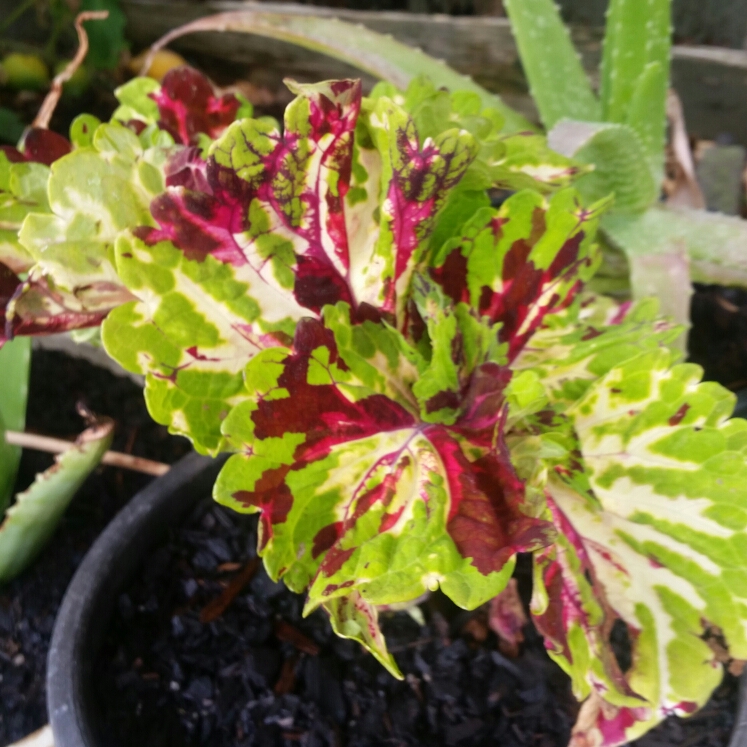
[152,67,242,146]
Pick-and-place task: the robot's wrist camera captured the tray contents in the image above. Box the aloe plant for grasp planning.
[505,0,747,333]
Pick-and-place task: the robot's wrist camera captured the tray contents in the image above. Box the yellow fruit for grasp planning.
[1,53,49,92]
[128,49,187,82]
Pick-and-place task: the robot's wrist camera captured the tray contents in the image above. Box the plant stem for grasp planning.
[4,430,170,476]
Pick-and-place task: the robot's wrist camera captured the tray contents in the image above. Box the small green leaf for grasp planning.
[0,337,30,513]
[0,419,113,583]
[112,77,161,124]
[549,121,658,213]
[0,107,25,145]
[324,592,403,678]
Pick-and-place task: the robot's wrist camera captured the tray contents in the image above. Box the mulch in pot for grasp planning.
[0,349,190,745]
[93,494,740,747]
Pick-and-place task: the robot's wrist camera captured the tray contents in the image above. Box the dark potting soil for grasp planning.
[94,495,740,747]
[0,349,190,745]
[690,284,747,395]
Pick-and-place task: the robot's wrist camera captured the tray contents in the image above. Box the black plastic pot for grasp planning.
[47,452,225,747]
[47,451,747,747]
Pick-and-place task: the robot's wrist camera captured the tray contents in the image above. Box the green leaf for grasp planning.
[0,107,25,145]
[80,0,128,70]
[600,0,671,128]
[0,155,50,275]
[112,77,161,125]
[549,121,658,213]
[531,350,747,743]
[0,337,30,513]
[324,592,403,678]
[0,419,113,583]
[489,132,592,193]
[504,0,600,129]
[142,9,533,133]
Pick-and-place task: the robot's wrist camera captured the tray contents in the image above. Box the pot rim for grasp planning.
[46,451,225,747]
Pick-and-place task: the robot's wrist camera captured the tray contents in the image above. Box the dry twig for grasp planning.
[4,430,170,476]
[33,11,109,129]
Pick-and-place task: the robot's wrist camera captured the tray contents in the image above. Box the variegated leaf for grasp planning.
[0,154,50,275]
[370,77,586,196]
[351,93,478,325]
[102,229,296,454]
[529,350,747,746]
[324,591,402,678]
[114,66,252,146]
[512,295,681,406]
[432,189,609,361]
[9,122,175,342]
[214,312,553,630]
[104,79,483,451]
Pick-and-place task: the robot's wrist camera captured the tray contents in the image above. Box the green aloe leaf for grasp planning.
[602,205,747,289]
[625,60,668,184]
[548,121,658,213]
[503,0,600,129]
[142,9,533,133]
[600,0,671,184]
[0,336,30,513]
[0,419,113,583]
[600,0,670,127]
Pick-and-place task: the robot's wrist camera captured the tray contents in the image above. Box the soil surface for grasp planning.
[93,495,740,747]
[690,285,747,394]
[0,350,190,745]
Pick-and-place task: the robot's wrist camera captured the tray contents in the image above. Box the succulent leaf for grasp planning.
[503,0,600,129]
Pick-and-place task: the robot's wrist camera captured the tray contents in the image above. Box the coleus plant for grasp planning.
[1,62,745,747]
